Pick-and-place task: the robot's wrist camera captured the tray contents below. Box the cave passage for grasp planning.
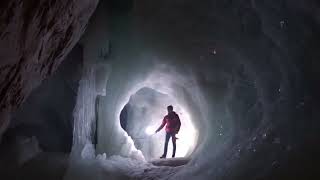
[119,87,198,160]
[1,0,319,180]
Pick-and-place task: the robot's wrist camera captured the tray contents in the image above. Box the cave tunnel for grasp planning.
[0,0,320,180]
[119,87,198,160]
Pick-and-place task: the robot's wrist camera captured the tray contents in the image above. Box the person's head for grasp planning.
[167,105,173,113]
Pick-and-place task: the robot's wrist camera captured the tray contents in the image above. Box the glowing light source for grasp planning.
[145,126,155,135]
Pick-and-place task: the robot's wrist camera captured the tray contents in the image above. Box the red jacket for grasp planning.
[157,112,181,133]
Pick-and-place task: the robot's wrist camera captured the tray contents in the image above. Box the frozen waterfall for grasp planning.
[71,66,97,156]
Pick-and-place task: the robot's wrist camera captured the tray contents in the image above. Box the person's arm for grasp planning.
[156,118,166,133]
[175,115,181,134]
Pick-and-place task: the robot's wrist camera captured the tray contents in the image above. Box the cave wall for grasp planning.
[5,44,83,152]
[0,0,99,139]
[0,44,83,180]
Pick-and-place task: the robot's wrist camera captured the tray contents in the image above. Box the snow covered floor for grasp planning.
[65,154,185,180]
[62,144,181,180]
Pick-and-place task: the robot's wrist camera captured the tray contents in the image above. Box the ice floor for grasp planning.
[64,145,187,180]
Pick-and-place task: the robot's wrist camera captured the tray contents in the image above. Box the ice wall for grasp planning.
[68,0,143,160]
[72,65,97,155]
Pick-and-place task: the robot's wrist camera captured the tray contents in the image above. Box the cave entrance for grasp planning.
[120,87,198,160]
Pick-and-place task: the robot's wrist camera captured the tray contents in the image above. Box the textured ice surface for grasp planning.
[65,143,182,180]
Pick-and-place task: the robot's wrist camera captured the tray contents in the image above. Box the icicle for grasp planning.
[71,65,97,156]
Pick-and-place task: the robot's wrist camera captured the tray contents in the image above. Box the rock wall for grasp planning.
[0,0,99,138]
[5,44,83,152]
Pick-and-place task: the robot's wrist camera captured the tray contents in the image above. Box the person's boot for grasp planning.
[160,155,166,159]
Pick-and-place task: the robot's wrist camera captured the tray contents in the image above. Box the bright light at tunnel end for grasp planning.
[144,109,197,158]
[117,85,199,159]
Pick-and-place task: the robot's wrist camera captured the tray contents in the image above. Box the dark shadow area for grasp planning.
[119,104,130,131]
[3,44,83,153]
[150,157,190,167]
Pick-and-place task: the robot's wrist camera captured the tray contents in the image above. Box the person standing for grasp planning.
[155,105,181,158]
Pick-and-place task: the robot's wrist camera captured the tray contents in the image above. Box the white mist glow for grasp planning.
[171,109,197,157]
[145,126,155,135]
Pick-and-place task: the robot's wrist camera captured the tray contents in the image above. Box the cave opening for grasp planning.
[119,87,198,160]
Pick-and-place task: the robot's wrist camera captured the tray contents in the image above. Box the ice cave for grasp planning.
[0,0,319,180]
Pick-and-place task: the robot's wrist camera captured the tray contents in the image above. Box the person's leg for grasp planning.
[161,133,170,158]
[172,133,176,158]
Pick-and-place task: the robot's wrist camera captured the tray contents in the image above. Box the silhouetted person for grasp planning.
[155,105,181,158]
